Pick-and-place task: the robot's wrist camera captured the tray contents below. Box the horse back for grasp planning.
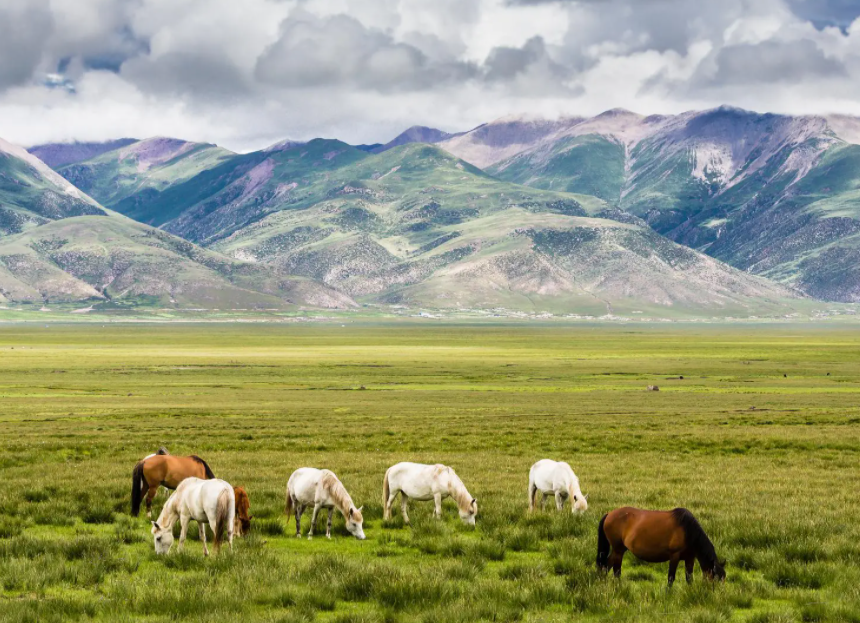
[605,507,687,561]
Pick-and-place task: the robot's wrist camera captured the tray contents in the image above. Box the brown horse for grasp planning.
[131,454,216,517]
[597,507,726,585]
[233,487,253,536]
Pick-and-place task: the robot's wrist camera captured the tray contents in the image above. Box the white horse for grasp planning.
[383,462,477,525]
[528,459,588,513]
[286,468,365,540]
[151,477,235,555]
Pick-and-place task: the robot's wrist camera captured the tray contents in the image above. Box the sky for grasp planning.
[3,0,860,152]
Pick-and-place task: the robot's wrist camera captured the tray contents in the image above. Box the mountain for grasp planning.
[439,114,585,169]
[28,139,138,169]
[73,136,798,315]
[471,107,860,302]
[372,126,456,153]
[57,137,235,212]
[0,138,353,309]
[0,137,107,236]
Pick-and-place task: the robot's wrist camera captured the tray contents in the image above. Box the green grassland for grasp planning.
[1,323,859,622]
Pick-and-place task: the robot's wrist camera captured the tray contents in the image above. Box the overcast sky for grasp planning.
[3,0,860,152]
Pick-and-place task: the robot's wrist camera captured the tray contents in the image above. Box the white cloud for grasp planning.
[3,0,860,151]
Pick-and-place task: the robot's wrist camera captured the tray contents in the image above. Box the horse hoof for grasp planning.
[307,536,313,540]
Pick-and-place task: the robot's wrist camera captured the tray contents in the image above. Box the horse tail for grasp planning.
[191,456,216,479]
[596,514,610,571]
[131,461,145,517]
[285,484,294,523]
[382,467,392,520]
[214,487,232,550]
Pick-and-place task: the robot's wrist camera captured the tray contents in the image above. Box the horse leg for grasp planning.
[433,493,442,519]
[400,495,410,525]
[668,555,680,587]
[684,555,695,584]
[308,503,321,539]
[178,514,190,552]
[145,486,158,519]
[555,491,564,511]
[609,548,625,579]
[326,508,333,539]
[541,493,548,510]
[385,491,398,522]
[198,522,209,557]
[528,483,536,512]
[295,503,304,538]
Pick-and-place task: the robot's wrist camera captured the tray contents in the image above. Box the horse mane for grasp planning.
[671,508,717,569]
[190,455,216,479]
[320,470,359,519]
[445,467,474,511]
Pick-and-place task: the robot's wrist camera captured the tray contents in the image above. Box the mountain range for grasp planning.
[4,105,859,316]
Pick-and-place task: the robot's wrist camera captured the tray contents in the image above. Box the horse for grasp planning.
[233,487,252,537]
[151,477,235,556]
[528,459,588,513]
[596,507,726,586]
[286,468,365,540]
[383,462,477,525]
[131,454,216,517]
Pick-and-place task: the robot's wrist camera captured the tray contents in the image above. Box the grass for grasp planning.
[0,321,859,622]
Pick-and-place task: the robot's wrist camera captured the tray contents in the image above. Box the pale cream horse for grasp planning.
[151,477,235,555]
[286,468,365,539]
[528,459,588,513]
[383,462,477,525]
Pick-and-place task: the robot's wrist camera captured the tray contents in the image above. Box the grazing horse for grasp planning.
[597,507,726,585]
[383,462,477,526]
[151,477,235,556]
[131,454,216,517]
[233,487,253,537]
[286,468,365,540]
[528,459,588,513]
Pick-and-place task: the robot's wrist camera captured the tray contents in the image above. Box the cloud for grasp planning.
[3,0,860,151]
[700,39,848,86]
[0,0,53,90]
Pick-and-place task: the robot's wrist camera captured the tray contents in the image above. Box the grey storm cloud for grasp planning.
[0,0,53,90]
[255,12,478,92]
[701,40,848,87]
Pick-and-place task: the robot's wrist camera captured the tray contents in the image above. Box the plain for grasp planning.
[0,322,858,623]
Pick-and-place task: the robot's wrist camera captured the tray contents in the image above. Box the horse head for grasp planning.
[459,498,477,526]
[709,559,727,581]
[346,506,366,539]
[151,521,174,555]
[572,492,588,513]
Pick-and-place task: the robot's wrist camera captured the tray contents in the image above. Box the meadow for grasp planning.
[1,321,859,623]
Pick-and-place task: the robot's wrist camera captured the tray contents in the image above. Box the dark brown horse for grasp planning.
[597,507,726,585]
[131,454,216,517]
[233,487,253,536]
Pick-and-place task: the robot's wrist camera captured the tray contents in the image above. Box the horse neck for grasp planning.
[324,475,354,516]
[156,494,180,529]
[446,471,472,512]
[691,532,718,571]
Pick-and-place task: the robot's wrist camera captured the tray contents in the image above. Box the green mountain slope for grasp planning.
[0,137,106,236]
[57,137,235,214]
[37,131,805,316]
[481,108,860,302]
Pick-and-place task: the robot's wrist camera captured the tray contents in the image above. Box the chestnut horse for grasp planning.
[131,454,216,517]
[597,507,726,585]
[233,487,252,536]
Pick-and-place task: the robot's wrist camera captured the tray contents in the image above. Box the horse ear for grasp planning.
[348,508,354,518]
[357,506,364,512]
[151,521,159,530]
[584,494,589,500]
[471,498,477,505]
